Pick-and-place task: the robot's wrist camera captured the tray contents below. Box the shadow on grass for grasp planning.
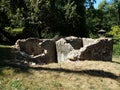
[30,66,120,80]
[111,61,120,64]
[0,64,31,76]
[0,59,32,74]
[104,60,120,65]
[0,62,120,81]
[0,45,32,75]
[112,56,120,64]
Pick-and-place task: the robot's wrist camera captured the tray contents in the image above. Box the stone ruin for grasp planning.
[12,38,57,65]
[56,36,113,62]
[12,36,113,65]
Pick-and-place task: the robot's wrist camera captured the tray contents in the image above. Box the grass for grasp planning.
[0,60,120,90]
[0,45,120,90]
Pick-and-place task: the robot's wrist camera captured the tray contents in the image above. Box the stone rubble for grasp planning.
[12,38,57,65]
[12,36,113,65]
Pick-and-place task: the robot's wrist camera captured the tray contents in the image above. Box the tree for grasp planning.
[98,0,118,27]
[111,0,120,25]
[23,0,89,38]
[86,0,119,37]
[0,0,13,43]
[1,0,96,44]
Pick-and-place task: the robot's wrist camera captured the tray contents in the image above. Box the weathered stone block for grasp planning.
[82,38,95,46]
[81,38,113,61]
[13,38,43,55]
[39,39,57,63]
[13,36,113,65]
[13,38,57,64]
[56,36,83,63]
[67,38,113,61]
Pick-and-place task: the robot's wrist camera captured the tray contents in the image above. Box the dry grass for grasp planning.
[0,57,120,90]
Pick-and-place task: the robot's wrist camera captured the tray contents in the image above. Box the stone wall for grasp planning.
[12,36,113,65]
[13,38,57,64]
[67,38,113,61]
[56,36,83,63]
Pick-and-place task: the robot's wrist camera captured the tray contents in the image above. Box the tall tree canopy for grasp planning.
[2,0,119,43]
[86,0,120,37]
[1,0,92,43]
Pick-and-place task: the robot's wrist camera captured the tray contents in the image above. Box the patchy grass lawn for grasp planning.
[0,45,120,90]
[0,60,120,90]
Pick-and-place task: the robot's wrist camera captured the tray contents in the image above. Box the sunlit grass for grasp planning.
[0,45,11,48]
[0,59,120,90]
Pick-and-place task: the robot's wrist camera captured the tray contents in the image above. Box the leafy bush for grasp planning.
[41,28,60,39]
[113,42,120,56]
[108,26,120,56]
[5,27,24,37]
[108,25,120,42]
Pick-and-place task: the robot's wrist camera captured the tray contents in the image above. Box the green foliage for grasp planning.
[12,27,24,33]
[113,42,120,56]
[10,8,25,28]
[86,0,119,37]
[5,27,24,36]
[0,0,10,28]
[109,26,120,36]
[0,45,11,48]
[11,28,24,37]
[108,26,120,55]
[98,0,118,27]
[64,0,78,20]
[108,26,120,41]
[41,28,60,39]
[86,9,103,36]
[0,0,89,41]
[3,0,120,43]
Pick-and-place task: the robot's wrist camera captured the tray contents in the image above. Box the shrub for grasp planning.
[10,27,24,37]
[113,42,120,56]
[108,25,120,42]
[108,26,120,56]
